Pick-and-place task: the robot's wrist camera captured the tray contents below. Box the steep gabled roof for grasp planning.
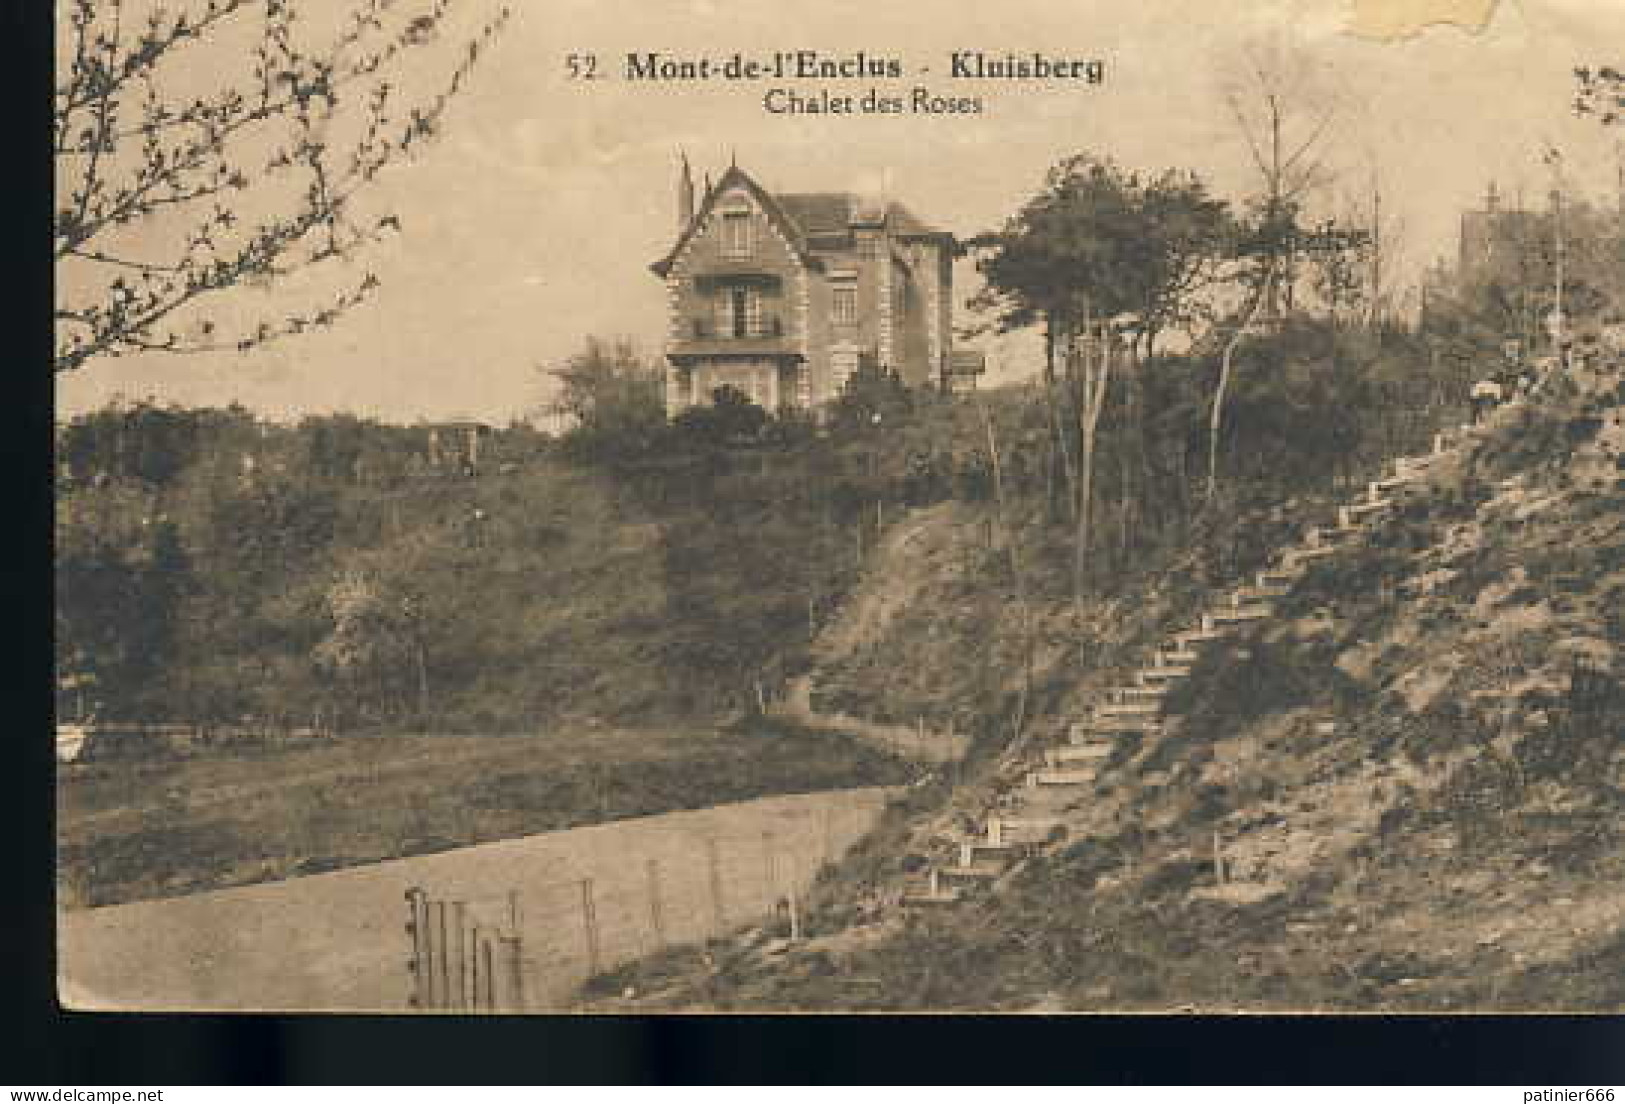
[651,168,953,278]
[651,165,821,278]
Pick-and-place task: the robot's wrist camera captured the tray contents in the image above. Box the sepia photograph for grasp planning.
[52,0,1625,1015]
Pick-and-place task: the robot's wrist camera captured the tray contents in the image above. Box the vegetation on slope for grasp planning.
[577,357,1625,1013]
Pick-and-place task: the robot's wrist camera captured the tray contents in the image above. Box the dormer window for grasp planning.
[721,210,753,259]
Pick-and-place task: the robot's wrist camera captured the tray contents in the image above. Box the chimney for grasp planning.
[677,152,695,232]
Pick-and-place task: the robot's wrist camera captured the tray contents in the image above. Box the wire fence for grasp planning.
[405,795,887,1011]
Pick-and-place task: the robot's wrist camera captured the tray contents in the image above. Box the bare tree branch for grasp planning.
[55,0,511,374]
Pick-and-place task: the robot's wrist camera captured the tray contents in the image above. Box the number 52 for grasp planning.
[566,53,598,80]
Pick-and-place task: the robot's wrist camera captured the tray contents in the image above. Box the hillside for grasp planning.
[580,356,1625,1012]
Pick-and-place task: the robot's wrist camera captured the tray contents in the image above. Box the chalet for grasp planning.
[650,158,956,415]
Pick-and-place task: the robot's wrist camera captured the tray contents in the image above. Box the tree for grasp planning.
[1219,40,1340,319]
[974,154,1231,600]
[55,0,510,374]
[827,360,913,435]
[1208,42,1339,501]
[545,337,666,460]
[1575,66,1624,127]
[671,384,770,447]
[1303,218,1372,330]
[314,564,429,726]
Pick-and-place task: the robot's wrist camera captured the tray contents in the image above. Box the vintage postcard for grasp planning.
[54,0,1625,1013]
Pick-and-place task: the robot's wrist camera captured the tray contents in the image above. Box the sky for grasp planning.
[55,0,1625,424]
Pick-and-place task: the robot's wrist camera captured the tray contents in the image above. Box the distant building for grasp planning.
[423,420,490,471]
[650,158,962,415]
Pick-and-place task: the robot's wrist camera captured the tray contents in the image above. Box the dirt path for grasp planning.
[59,786,892,1012]
[775,678,969,764]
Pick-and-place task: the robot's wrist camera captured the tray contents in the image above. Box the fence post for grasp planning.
[504,934,525,1012]
[646,857,666,948]
[579,878,601,976]
[419,899,441,1009]
[451,901,468,1010]
[404,888,428,1009]
[820,806,833,866]
[787,880,801,943]
[480,933,495,1010]
[438,900,453,1009]
[470,924,484,1011]
[706,838,726,930]
[761,832,777,921]
[1213,829,1227,887]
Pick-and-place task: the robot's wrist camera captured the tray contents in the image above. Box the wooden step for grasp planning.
[1346,497,1392,517]
[1138,665,1191,684]
[1117,683,1169,700]
[1175,627,1227,648]
[1160,647,1201,665]
[1029,768,1099,787]
[1047,744,1108,767]
[1257,568,1301,587]
[939,860,1005,883]
[900,888,962,908]
[985,815,1065,844]
[1041,750,1098,772]
[1013,785,1087,810]
[1307,524,1355,546]
[900,870,961,907]
[1282,545,1336,567]
[1068,719,1132,741]
[1235,585,1289,604]
[1208,605,1271,625]
[961,839,1023,863]
[1073,714,1161,735]
[1097,699,1161,718]
[1291,541,1339,557]
[959,840,1021,867]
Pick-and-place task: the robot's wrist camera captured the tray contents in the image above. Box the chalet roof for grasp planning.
[651,166,950,277]
[652,165,818,278]
[776,193,852,236]
[882,200,947,238]
[776,193,946,240]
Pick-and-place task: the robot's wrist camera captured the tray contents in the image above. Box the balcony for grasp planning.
[689,315,785,340]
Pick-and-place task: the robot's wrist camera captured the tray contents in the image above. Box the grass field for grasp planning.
[57,722,913,908]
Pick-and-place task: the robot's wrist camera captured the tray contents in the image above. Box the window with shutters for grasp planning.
[717,285,762,338]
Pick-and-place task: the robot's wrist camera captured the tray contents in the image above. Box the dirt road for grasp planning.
[59,786,892,1012]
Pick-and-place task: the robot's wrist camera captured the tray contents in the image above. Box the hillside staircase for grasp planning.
[900,419,1485,909]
